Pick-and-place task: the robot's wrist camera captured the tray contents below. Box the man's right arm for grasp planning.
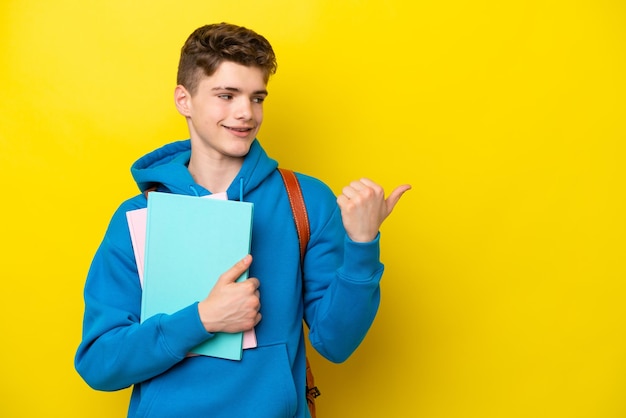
[74,204,212,391]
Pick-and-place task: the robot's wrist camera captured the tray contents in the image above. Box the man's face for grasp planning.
[177,61,268,161]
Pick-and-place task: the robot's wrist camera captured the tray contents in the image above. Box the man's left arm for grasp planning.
[305,179,410,362]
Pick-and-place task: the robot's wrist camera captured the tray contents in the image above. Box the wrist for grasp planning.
[197,300,221,333]
[346,230,378,243]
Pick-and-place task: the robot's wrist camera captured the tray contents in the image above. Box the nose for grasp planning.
[235,98,252,120]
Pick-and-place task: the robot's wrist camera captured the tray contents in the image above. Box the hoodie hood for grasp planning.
[130,139,278,201]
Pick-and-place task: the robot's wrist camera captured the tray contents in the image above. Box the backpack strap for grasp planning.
[278,168,310,263]
[277,168,321,417]
[143,185,158,198]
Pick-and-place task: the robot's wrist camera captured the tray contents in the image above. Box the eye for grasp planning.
[252,96,266,104]
[218,94,233,100]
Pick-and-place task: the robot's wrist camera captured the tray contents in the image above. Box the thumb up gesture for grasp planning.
[337,179,411,242]
[198,255,261,333]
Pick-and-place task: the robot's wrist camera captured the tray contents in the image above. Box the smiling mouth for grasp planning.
[224,125,254,133]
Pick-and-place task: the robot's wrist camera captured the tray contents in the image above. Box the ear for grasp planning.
[174,85,192,117]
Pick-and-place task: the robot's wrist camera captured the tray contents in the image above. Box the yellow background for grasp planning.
[1,1,625,417]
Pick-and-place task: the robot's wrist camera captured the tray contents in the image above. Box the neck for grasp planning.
[187,153,243,194]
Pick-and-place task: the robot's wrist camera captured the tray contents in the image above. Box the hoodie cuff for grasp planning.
[337,232,384,282]
[158,302,214,357]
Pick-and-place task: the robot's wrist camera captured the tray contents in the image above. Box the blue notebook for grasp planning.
[140,192,254,360]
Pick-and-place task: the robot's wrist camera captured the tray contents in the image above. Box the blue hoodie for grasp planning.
[75,139,383,418]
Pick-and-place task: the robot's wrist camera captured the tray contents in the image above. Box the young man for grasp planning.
[75,23,410,417]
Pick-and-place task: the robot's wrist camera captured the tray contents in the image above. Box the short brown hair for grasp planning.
[177,23,277,95]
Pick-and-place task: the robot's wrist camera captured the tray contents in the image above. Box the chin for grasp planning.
[226,142,254,158]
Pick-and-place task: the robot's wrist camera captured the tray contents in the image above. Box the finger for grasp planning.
[358,178,384,199]
[341,179,371,200]
[253,312,262,327]
[341,184,358,200]
[244,277,260,291]
[217,255,252,284]
[350,179,368,191]
[385,184,412,213]
[358,178,378,189]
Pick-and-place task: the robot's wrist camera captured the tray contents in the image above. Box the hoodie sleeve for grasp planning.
[74,200,213,391]
[300,178,384,364]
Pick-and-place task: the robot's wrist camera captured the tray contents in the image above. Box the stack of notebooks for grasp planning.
[126,191,255,361]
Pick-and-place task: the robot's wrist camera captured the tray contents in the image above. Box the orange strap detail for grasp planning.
[278,168,320,417]
[278,168,310,263]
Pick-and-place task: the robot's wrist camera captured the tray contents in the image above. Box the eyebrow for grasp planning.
[212,86,268,96]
